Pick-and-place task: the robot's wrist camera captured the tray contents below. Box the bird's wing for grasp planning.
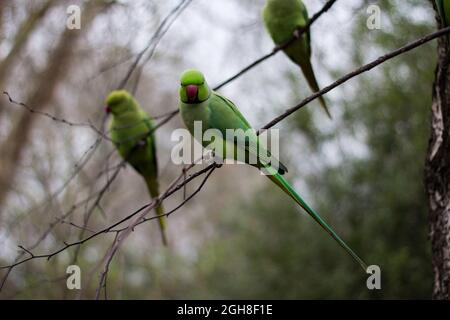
[214,92,252,129]
[209,93,288,174]
[141,113,158,175]
[298,0,311,57]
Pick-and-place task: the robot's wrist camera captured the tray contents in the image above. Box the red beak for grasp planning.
[105,106,111,113]
[186,85,198,102]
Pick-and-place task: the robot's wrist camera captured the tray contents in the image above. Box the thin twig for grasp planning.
[95,232,120,300]
[0,161,215,273]
[94,163,217,299]
[131,0,193,94]
[117,0,193,90]
[2,91,109,139]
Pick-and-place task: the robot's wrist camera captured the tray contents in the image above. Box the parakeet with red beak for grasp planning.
[263,0,331,118]
[105,90,168,246]
[178,69,367,271]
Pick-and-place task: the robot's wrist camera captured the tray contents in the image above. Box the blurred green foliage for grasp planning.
[182,0,434,299]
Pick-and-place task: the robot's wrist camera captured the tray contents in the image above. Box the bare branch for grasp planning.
[0,160,216,276]
[3,91,111,139]
[17,246,34,258]
[260,26,450,132]
[131,0,194,94]
[95,232,120,300]
[213,0,338,91]
[118,0,193,90]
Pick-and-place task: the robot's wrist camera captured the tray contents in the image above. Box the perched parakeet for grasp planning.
[263,0,331,118]
[178,69,366,271]
[105,90,167,246]
[436,0,450,26]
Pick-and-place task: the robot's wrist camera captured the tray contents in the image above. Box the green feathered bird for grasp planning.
[105,90,168,246]
[178,69,367,271]
[263,0,331,118]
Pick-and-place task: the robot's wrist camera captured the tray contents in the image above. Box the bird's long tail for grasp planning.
[300,60,332,119]
[265,169,367,271]
[145,177,168,246]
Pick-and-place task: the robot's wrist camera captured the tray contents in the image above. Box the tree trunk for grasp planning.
[0,1,113,212]
[0,0,57,87]
[426,1,450,300]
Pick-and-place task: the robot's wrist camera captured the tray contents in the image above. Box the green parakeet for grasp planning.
[178,69,367,271]
[436,0,450,26]
[262,0,331,118]
[105,90,168,246]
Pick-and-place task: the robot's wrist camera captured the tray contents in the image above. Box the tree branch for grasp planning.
[260,26,450,132]
[213,0,338,91]
[118,0,193,90]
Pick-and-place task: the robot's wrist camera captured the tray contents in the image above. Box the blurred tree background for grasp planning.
[0,0,436,299]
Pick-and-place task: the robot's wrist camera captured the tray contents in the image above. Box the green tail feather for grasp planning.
[145,177,168,246]
[154,204,168,246]
[300,60,332,119]
[267,170,367,271]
